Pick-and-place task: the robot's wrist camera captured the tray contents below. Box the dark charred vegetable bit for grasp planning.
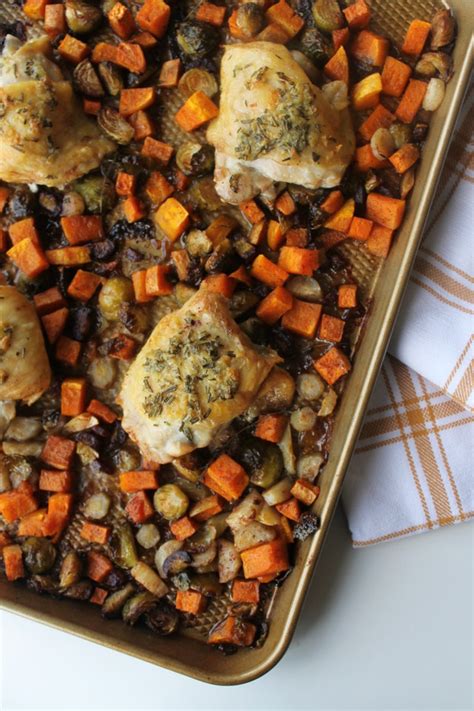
[145,603,179,636]
[415,52,452,82]
[90,239,116,262]
[189,573,223,597]
[122,591,157,625]
[176,22,219,60]
[299,26,332,66]
[103,567,128,591]
[412,123,429,143]
[27,575,60,596]
[22,537,57,575]
[64,580,94,601]
[293,511,320,541]
[68,306,93,342]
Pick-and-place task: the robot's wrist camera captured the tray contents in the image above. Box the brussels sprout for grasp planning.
[101,583,135,618]
[99,276,134,321]
[430,9,455,49]
[191,540,217,570]
[22,537,56,575]
[74,175,116,213]
[122,591,157,625]
[145,603,179,636]
[176,21,219,60]
[73,59,104,97]
[98,62,124,96]
[290,406,317,432]
[185,229,213,258]
[114,523,139,569]
[299,26,332,65]
[312,0,344,32]
[65,0,102,34]
[188,176,223,212]
[240,437,283,489]
[98,107,134,145]
[233,3,264,38]
[178,69,218,98]
[176,142,215,177]
[153,484,189,521]
[415,52,452,82]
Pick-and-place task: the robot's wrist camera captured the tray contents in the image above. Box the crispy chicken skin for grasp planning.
[0,36,114,188]
[0,286,51,405]
[118,289,281,464]
[207,42,355,204]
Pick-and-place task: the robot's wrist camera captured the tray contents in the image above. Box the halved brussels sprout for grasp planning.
[101,583,136,618]
[83,493,111,520]
[233,3,264,39]
[98,62,124,96]
[178,69,218,98]
[186,524,217,554]
[240,437,283,489]
[188,572,222,596]
[122,591,157,625]
[114,523,139,569]
[312,0,344,32]
[65,0,102,34]
[176,21,219,60]
[59,551,82,589]
[99,277,134,321]
[145,603,179,636]
[155,540,184,578]
[98,107,134,145]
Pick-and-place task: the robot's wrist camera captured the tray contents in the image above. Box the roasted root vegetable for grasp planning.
[324,198,355,232]
[281,300,322,339]
[175,92,219,132]
[395,79,428,124]
[381,56,412,97]
[352,73,383,111]
[61,378,87,417]
[343,0,371,29]
[251,254,289,288]
[203,455,249,502]
[338,284,358,309]
[3,545,24,581]
[240,538,289,579]
[155,198,190,242]
[366,193,406,229]
[388,144,420,174]
[136,0,171,38]
[324,46,349,84]
[255,414,288,444]
[401,19,432,56]
[366,224,394,258]
[256,286,293,325]
[208,616,256,646]
[7,239,49,278]
[119,470,159,493]
[175,589,207,614]
[314,347,351,385]
[350,30,389,67]
[265,0,304,39]
[278,247,320,276]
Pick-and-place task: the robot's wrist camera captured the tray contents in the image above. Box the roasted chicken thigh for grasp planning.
[207,42,355,204]
[0,36,114,187]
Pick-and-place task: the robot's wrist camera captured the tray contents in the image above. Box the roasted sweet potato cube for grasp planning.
[255,414,288,444]
[81,521,111,545]
[338,284,358,309]
[175,589,207,614]
[319,314,345,343]
[290,479,320,506]
[241,539,289,579]
[203,454,249,502]
[275,497,301,522]
[126,491,154,524]
[170,515,199,541]
[281,300,322,339]
[87,551,113,582]
[119,470,159,492]
[39,469,73,493]
[41,435,76,470]
[90,587,109,605]
[231,579,260,604]
[208,616,256,646]
[314,347,351,385]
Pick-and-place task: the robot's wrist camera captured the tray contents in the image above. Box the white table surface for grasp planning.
[1,506,472,711]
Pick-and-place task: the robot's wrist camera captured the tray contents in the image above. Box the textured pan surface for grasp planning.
[1,0,472,685]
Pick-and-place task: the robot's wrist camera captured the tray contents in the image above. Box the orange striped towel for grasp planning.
[343,91,474,546]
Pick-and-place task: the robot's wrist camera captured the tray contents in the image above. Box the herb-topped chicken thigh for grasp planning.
[0,36,114,187]
[207,42,355,204]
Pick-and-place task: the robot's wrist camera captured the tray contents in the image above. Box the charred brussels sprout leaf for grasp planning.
[65,0,102,34]
[312,0,344,32]
[122,591,157,625]
[145,603,179,636]
[240,437,283,489]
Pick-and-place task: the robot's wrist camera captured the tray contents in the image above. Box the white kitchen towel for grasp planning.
[342,89,474,546]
